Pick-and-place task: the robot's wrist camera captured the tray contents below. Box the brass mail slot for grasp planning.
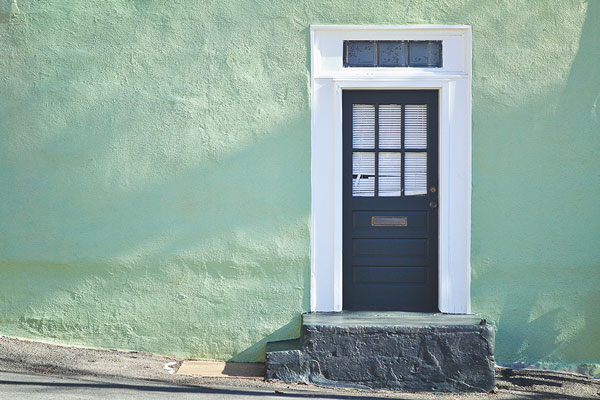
[371,216,408,227]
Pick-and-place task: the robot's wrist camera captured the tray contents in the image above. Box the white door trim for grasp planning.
[310,25,472,314]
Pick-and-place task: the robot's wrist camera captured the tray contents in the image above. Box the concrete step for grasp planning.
[266,311,495,393]
[265,338,304,383]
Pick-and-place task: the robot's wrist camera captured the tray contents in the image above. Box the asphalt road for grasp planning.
[1,369,600,400]
[0,371,357,400]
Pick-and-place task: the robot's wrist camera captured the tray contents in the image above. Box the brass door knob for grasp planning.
[429,201,438,209]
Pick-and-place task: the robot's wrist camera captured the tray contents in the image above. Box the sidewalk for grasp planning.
[0,336,598,399]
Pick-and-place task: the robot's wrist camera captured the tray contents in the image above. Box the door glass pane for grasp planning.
[408,41,442,67]
[379,152,402,197]
[345,41,376,67]
[378,105,402,149]
[405,152,427,195]
[405,105,427,149]
[352,104,375,149]
[378,41,408,67]
[352,152,375,196]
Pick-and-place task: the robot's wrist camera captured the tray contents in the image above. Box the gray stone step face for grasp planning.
[266,311,495,393]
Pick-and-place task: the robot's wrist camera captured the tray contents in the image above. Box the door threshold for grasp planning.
[303,310,485,328]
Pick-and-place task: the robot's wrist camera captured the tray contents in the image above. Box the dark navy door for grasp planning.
[342,90,439,311]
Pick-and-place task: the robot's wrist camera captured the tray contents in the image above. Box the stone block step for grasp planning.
[266,311,495,393]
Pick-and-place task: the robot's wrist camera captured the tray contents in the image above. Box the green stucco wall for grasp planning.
[1,0,598,373]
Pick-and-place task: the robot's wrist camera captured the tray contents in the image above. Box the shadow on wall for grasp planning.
[0,0,313,361]
[0,112,311,362]
[228,317,300,362]
[0,0,19,23]
[557,0,600,127]
[225,27,311,362]
[473,1,600,373]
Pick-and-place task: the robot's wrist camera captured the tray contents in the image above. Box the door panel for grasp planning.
[342,90,439,311]
[353,266,426,284]
[352,239,427,257]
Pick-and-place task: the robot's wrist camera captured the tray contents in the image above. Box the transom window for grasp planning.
[352,103,428,197]
[344,40,442,68]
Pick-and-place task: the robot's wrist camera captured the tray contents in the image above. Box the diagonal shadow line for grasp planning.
[497,388,599,400]
[0,377,395,399]
[500,368,600,386]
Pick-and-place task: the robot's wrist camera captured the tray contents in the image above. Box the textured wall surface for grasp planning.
[1,0,598,372]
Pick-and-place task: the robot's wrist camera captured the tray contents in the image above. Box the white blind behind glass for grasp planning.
[352,152,375,196]
[404,152,427,195]
[405,104,427,149]
[352,104,375,149]
[378,105,401,149]
[379,152,402,196]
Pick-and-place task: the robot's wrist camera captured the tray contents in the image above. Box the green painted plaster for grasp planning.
[0,0,19,22]
[1,0,598,372]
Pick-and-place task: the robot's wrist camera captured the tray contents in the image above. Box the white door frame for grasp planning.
[310,25,472,314]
